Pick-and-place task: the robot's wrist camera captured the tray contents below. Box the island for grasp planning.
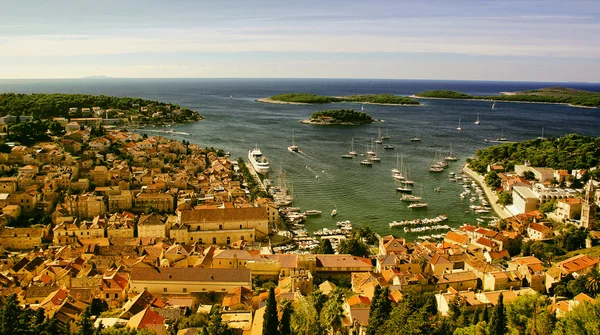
[414,86,600,108]
[258,92,421,105]
[300,109,375,125]
[0,93,204,126]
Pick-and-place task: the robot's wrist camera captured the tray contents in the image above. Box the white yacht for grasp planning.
[360,159,373,166]
[331,209,337,217]
[288,132,299,152]
[457,118,462,131]
[444,145,457,161]
[475,113,480,125]
[248,147,270,175]
[375,128,383,144]
[400,194,421,202]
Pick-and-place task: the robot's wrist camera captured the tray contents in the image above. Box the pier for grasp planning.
[246,162,267,192]
[462,164,512,219]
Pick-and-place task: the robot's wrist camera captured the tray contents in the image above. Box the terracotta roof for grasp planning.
[180,207,267,223]
[130,267,251,283]
[474,237,496,248]
[127,308,165,329]
[316,255,372,269]
[528,223,552,233]
[222,286,253,308]
[557,254,600,274]
[347,295,371,306]
[445,231,469,245]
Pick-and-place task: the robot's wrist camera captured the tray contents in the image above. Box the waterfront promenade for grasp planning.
[463,164,512,219]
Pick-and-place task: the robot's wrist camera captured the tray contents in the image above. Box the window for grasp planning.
[226,237,230,244]
[199,238,202,244]
[183,288,187,293]
[241,236,244,240]
[229,262,232,265]
[164,288,168,292]
[106,293,110,299]
[239,224,242,229]
[219,225,223,230]
[213,238,216,244]
[114,293,118,299]
[202,288,206,291]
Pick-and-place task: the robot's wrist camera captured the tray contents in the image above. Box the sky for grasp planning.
[1,0,599,81]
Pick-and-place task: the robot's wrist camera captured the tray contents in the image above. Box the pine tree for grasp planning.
[316,239,334,254]
[488,293,508,335]
[263,287,278,335]
[482,306,489,323]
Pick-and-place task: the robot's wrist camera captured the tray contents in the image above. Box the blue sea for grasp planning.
[1,78,599,238]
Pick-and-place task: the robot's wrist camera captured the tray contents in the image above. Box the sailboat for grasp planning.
[408,183,428,209]
[410,136,421,142]
[348,138,357,156]
[381,128,391,140]
[492,101,496,109]
[229,95,233,99]
[496,128,507,142]
[367,140,376,156]
[475,113,480,125]
[403,165,415,185]
[537,127,545,140]
[444,145,457,161]
[457,118,462,131]
[288,132,299,152]
[360,105,365,111]
[331,208,337,217]
[370,144,381,162]
[375,128,383,144]
[392,154,404,178]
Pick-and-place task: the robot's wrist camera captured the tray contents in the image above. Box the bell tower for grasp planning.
[581,181,597,230]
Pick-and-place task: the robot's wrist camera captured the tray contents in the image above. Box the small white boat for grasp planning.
[342,154,353,159]
[400,194,422,202]
[457,118,462,131]
[360,159,373,166]
[331,209,337,217]
[369,155,381,162]
[408,202,428,209]
[410,137,421,142]
[349,138,357,156]
[383,144,395,150]
[475,113,480,125]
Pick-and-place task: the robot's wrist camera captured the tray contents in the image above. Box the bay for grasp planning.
[1,78,599,238]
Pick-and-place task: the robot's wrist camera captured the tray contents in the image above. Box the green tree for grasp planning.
[523,171,536,181]
[553,299,600,334]
[488,293,508,335]
[279,299,293,335]
[485,171,502,189]
[338,236,371,258]
[316,238,335,254]
[290,294,321,335]
[76,306,94,335]
[497,191,513,206]
[262,287,278,335]
[539,200,557,213]
[367,286,392,335]
[320,290,346,335]
[201,306,232,335]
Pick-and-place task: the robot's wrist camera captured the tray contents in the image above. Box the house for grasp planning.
[444,231,469,247]
[435,289,486,316]
[134,192,174,213]
[222,286,253,311]
[482,271,522,291]
[129,267,252,294]
[507,256,546,293]
[555,198,582,221]
[546,254,600,292]
[0,226,47,249]
[527,223,553,240]
[314,255,373,278]
[555,293,595,318]
[137,213,170,239]
[378,235,407,255]
[126,308,166,334]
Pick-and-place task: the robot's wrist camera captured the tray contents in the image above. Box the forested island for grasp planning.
[0,93,203,124]
[258,93,420,105]
[300,109,375,125]
[467,133,600,179]
[414,87,600,108]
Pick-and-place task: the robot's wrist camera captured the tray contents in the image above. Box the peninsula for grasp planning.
[258,92,421,105]
[0,93,204,126]
[300,109,375,125]
[413,86,600,108]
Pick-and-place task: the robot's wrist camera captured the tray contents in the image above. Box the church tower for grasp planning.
[581,180,597,230]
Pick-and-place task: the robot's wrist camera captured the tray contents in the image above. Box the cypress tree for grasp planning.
[482,306,489,323]
[367,286,391,335]
[263,287,278,335]
[76,306,94,335]
[279,300,292,335]
[488,293,507,335]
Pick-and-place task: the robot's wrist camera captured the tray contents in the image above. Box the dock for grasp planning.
[246,162,267,192]
[462,164,512,219]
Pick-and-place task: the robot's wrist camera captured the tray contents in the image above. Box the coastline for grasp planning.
[410,95,597,109]
[334,97,421,106]
[256,98,311,105]
[462,164,513,220]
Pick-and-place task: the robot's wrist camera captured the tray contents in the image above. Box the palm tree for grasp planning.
[320,290,347,335]
[585,268,600,294]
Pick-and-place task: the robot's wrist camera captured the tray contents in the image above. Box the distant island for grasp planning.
[413,87,600,108]
[258,92,421,105]
[300,109,375,125]
[0,93,203,125]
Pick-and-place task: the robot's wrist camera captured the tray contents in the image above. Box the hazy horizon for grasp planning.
[2,0,599,82]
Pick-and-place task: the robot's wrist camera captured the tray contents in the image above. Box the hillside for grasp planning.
[264,93,420,105]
